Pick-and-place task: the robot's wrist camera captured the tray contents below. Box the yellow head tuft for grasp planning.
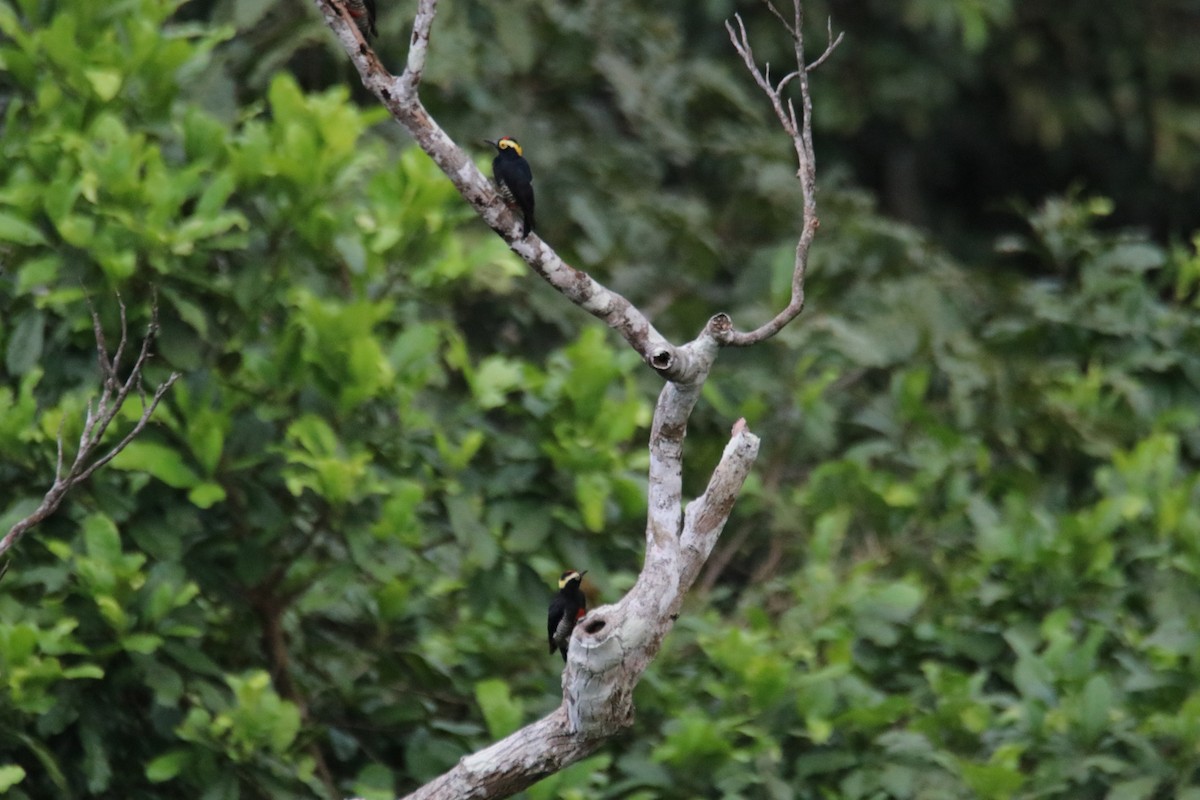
[497,136,523,157]
[558,569,585,589]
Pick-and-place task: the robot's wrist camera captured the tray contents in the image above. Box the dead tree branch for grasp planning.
[404,320,759,800]
[316,1,836,797]
[315,0,684,379]
[0,297,180,559]
[718,5,842,346]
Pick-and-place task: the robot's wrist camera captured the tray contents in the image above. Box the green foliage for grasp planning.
[629,190,1200,798]
[1,0,634,795]
[2,0,1200,799]
[475,678,524,739]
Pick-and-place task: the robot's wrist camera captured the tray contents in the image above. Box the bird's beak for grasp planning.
[483,139,497,148]
[580,571,588,577]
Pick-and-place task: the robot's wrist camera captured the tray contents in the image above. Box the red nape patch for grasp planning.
[576,608,587,620]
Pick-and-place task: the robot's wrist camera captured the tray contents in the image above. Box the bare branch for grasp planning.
[0,298,180,560]
[90,302,113,387]
[313,0,819,793]
[73,378,176,484]
[84,296,146,455]
[717,2,842,347]
[313,0,685,379]
[404,709,604,800]
[807,19,846,73]
[400,320,755,800]
[645,325,721,551]
[760,0,794,35]
[401,0,438,93]
[110,300,129,389]
[53,418,65,482]
[680,420,761,588]
[725,15,799,139]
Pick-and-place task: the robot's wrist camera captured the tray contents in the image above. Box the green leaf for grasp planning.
[374,481,425,544]
[83,513,122,562]
[145,750,190,783]
[434,429,484,472]
[1093,242,1165,274]
[112,441,202,489]
[162,289,210,339]
[957,759,1024,799]
[575,472,609,532]
[5,309,44,375]
[84,68,122,101]
[472,356,524,409]
[61,665,104,680]
[1,624,38,666]
[122,633,164,654]
[0,211,45,244]
[1106,777,1159,800]
[1078,674,1113,743]
[16,255,61,292]
[403,729,465,784]
[525,754,614,800]
[350,763,395,800]
[0,765,27,792]
[871,582,924,622]
[187,482,226,509]
[654,714,734,768]
[882,482,920,507]
[57,214,95,246]
[445,493,496,568]
[16,733,69,795]
[81,716,113,792]
[474,678,523,739]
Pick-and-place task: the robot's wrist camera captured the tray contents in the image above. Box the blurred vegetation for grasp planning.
[1,0,1199,798]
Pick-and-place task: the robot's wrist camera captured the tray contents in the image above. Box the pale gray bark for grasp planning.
[314,0,837,796]
[405,326,759,800]
[0,298,179,559]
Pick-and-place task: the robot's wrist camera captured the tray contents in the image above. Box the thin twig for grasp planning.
[54,418,66,482]
[0,298,180,560]
[74,379,176,483]
[761,0,794,36]
[718,1,842,347]
[807,19,845,72]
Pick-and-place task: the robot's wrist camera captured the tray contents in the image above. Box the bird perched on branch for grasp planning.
[485,136,535,238]
[346,0,377,38]
[547,569,587,661]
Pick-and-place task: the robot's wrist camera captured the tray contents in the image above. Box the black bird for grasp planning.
[347,0,377,38]
[485,136,535,238]
[547,569,587,661]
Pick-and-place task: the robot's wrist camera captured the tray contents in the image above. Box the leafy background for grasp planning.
[1,0,1199,797]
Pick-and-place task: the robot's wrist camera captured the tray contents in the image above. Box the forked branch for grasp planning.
[719,2,843,346]
[316,2,834,797]
[0,298,180,559]
[403,320,760,800]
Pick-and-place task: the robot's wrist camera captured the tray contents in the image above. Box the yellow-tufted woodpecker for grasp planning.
[485,136,535,238]
[346,0,377,37]
[547,569,587,661]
